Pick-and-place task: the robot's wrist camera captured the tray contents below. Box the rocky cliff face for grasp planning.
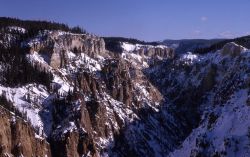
[27,31,106,68]
[121,42,175,59]
[135,46,174,59]
[0,107,51,157]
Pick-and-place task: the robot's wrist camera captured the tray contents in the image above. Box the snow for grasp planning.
[121,52,149,69]
[26,51,51,70]
[170,83,250,157]
[130,53,143,62]
[134,83,160,112]
[27,51,73,96]
[7,26,26,34]
[49,30,87,36]
[77,53,102,71]
[121,42,137,52]
[121,42,168,52]
[135,83,149,97]
[0,84,50,136]
[26,36,43,48]
[120,41,170,69]
[155,45,168,49]
[35,133,44,140]
[180,52,199,64]
[66,50,76,59]
[3,153,12,157]
[63,121,77,134]
[10,116,16,123]
[53,74,72,94]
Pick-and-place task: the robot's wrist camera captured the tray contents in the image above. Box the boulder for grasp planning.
[221,42,246,57]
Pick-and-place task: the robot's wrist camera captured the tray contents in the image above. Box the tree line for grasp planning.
[0,17,86,40]
[194,35,250,54]
[103,37,159,53]
[0,45,53,88]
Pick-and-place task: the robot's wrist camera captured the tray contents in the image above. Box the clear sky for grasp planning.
[0,0,250,41]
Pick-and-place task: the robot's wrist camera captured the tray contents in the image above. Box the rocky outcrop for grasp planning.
[130,46,175,59]
[143,46,175,58]
[102,59,133,106]
[27,31,106,68]
[102,58,162,107]
[120,42,175,60]
[221,42,246,57]
[50,130,97,157]
[0,107,51,157]
[50,49,62,69]
[46,54,164,156]
[49,97,98,157]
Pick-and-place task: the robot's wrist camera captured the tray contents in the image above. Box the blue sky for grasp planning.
[0,0,250,41]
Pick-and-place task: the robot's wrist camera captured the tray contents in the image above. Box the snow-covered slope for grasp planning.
[170,89,250,157]
[121,42,168,52]
[167,47,250,157]
[144,43,250,157]
[0,84,49,134]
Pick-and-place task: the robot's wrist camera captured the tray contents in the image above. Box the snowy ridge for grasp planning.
[121,42,168,52]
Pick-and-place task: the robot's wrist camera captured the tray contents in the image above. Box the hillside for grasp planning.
[162,39,225,54]
[194,35,250,54]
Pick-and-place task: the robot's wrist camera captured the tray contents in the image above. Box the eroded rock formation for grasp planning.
[0,108,51,157]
